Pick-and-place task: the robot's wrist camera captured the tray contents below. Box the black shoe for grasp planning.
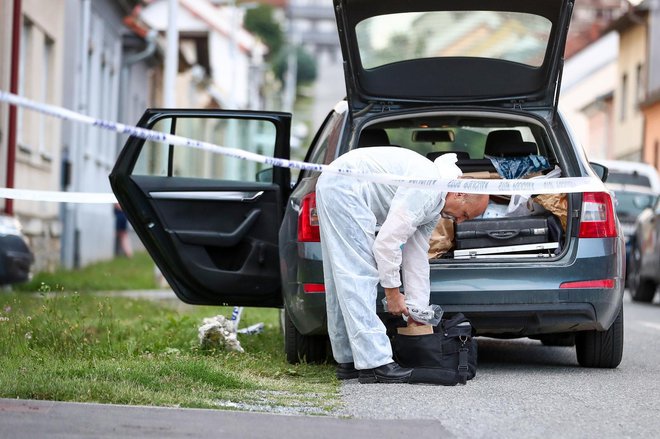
[358,362,413,384]
[336,362,359,380]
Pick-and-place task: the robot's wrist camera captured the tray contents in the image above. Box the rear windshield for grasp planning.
[612,190,655,216]
[356,11,552,70]
[606,171,652,188]
[360,121,547,160]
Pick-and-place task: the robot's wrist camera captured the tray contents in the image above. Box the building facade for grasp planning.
[1,0,156,271]
[1,0,67,272]
[2,0,272,272]
[560,32,619,160]
[287,0,344,131]
[612,13,647,161]
[640,0,660,169]
[60,0,155,269]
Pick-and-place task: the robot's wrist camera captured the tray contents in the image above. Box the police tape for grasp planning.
[0,187,116,204]
[0,90,606,204]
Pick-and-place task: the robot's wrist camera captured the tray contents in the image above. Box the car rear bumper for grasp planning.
[424,237,624,335]
[290,237,624,337]
[439,299,617,337]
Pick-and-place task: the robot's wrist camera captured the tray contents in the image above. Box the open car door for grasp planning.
[109,109,291,307]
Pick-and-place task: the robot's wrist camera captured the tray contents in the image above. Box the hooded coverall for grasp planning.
[316,147,462,370]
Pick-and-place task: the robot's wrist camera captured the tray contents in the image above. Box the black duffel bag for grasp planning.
[392,313,477,385]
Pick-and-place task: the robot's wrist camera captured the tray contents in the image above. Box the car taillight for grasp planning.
[298,192,320,242]
[560,279,615,289]
[303,283,325,293]
[579,192,617,238]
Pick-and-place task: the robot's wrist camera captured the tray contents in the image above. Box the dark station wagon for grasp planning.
[110,0,625,368]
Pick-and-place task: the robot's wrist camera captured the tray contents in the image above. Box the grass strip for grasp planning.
[0,291,339,414]
[13,252,159,293]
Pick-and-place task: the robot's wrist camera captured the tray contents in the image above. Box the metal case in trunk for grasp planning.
[455,214,563,250]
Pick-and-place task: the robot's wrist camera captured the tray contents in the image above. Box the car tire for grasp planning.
[283,309,331,364]
[575,306,623,368]
[628,245,657,303]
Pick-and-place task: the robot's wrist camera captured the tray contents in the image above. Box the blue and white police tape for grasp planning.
[0,89,606,204]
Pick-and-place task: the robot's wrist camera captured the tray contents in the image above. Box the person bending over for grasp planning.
[316,147,488,384]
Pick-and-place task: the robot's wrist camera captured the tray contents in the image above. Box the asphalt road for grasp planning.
[339,292,660,438]
[2,291,658,438]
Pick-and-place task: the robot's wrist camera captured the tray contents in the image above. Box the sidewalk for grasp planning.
[0,398,451,439]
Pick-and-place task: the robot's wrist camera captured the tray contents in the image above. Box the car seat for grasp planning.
[358,128,390,147]
[484,130,537,157]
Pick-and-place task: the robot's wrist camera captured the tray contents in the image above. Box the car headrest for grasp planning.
[484,130,537,157]
[358,128,390,147]
[426,151,471,161]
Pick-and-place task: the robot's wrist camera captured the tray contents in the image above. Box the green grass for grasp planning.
[1,254,339,414]
[13,252,159,292]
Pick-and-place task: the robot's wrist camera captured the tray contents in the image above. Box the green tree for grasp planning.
[243,4,284,59]
[273,46,318,86]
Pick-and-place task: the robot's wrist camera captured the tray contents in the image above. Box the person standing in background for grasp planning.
[114,203,133,258]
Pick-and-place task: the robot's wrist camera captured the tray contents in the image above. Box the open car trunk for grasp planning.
[353,109,572,262]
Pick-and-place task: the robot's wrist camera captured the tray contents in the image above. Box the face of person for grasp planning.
[441,193,489,224]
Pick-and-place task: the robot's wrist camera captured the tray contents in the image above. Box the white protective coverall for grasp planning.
[316,147,462,370]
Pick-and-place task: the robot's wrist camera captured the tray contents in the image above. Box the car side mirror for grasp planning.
[590,162,609,183]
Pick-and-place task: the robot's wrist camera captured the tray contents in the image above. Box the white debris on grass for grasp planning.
[197,308,265,352]
[198,314,244,353]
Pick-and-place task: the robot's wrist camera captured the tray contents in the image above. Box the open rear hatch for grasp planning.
[334,0,574,112]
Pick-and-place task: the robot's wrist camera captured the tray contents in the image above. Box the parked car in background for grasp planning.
[593,160,660,287]
[111,0,625,369]
[629,195,660,303]
[0,214,34,286]
[605,183,657,281]
[596,159,660,193]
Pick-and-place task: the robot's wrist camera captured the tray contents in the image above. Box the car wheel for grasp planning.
[628,245,657,303]
[283,309,331,364]
[575,306,623,368]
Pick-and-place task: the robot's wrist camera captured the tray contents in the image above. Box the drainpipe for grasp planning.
[62,0,91,269]
[5,0,21,216]
[119,29,157,152]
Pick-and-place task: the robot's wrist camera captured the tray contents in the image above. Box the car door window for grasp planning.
[293,110,345,184]
[110,109,291,307]
[132,116,277,182]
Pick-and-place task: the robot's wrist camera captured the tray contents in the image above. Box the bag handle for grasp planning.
[458,337,470,384]
[486,230,520,240]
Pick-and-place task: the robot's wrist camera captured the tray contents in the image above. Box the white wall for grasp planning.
[11,0,66,271]
[559,31,618,159]
[60,0,130,268]
[141,0,266,109]
[613,23,647,160]
[0,0,13,196]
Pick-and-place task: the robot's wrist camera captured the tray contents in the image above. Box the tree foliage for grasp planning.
[273,46,318,86]
[243,4,284,59]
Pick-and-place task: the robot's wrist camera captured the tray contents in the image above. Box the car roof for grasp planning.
[334,0,573,111]
[597,159,660,193]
